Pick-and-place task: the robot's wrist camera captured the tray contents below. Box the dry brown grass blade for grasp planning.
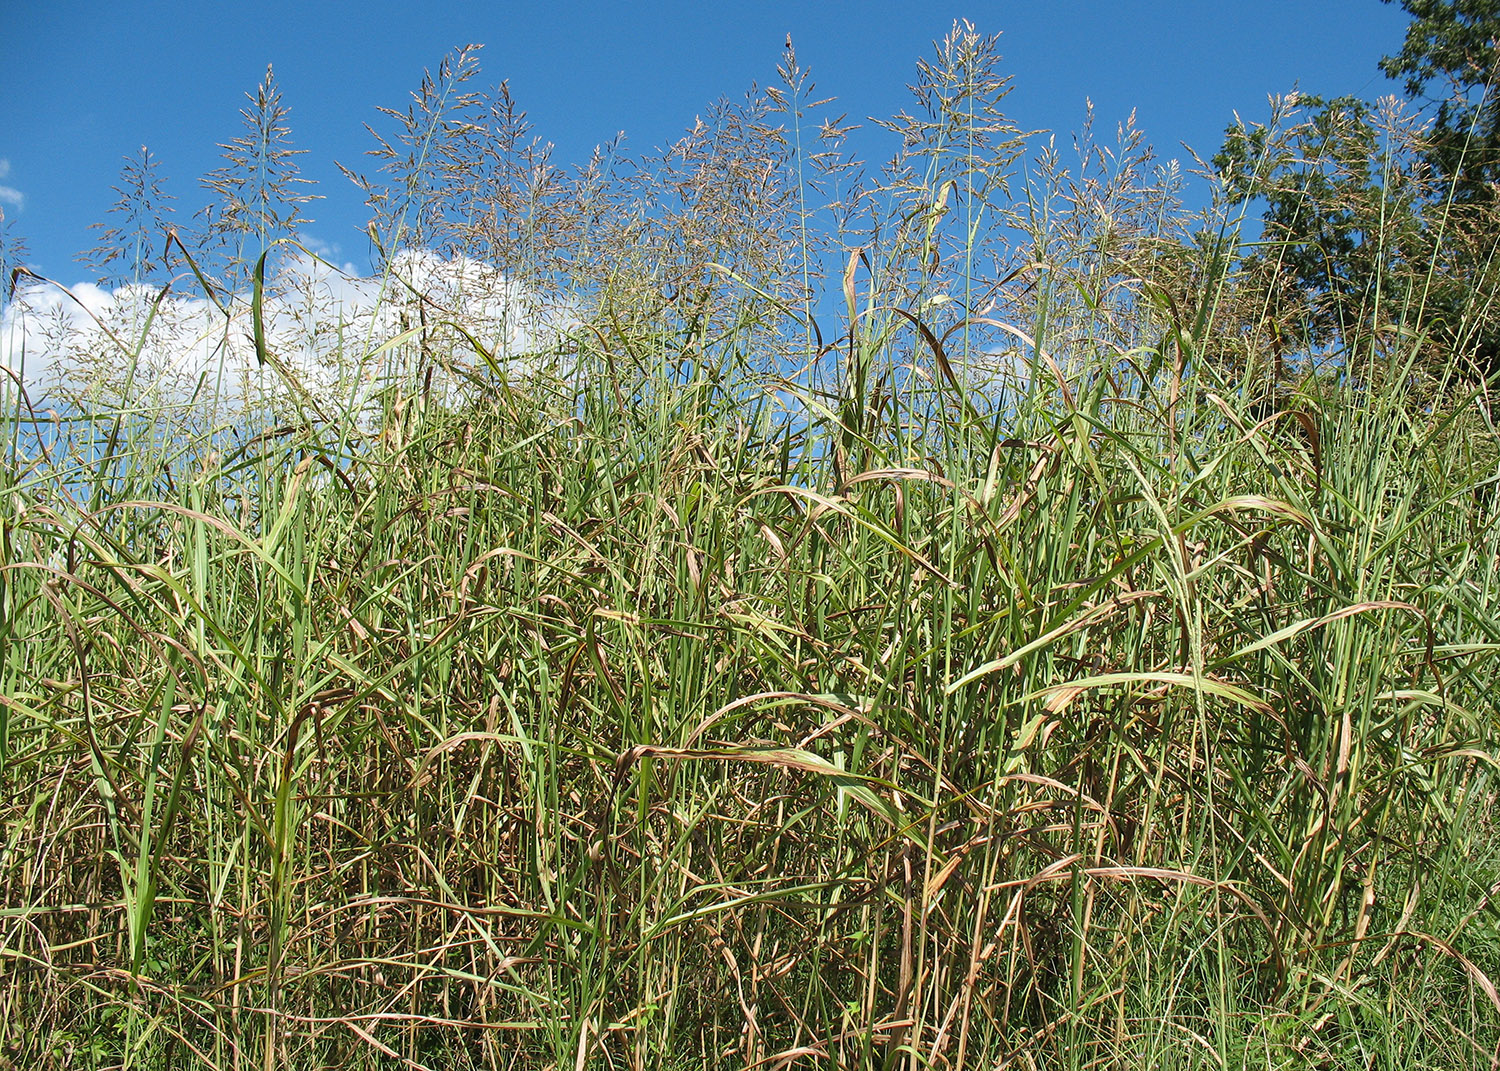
[1395,930,1500,1016]
[997,861,1285,976]
[686,690,875,748]
[616,743,903,827]
[342,1018,437,1071]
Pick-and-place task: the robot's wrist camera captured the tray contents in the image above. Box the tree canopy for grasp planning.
[1214,0,1500,379]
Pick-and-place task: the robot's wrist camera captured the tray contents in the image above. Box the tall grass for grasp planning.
[3,24,1499,1071]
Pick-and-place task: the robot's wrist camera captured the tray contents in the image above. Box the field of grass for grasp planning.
[3,27,1500,1071]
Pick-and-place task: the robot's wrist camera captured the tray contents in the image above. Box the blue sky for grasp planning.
[2,1,1412,281]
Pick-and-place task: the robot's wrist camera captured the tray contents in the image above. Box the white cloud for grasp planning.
[0,158,21,211]
[0,249,577,426]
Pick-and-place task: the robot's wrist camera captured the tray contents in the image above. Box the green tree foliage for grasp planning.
[1382,0,1500,370]
[1380,0,1500,203]
[1214,96,1407,363]
[1214,1,1500,377]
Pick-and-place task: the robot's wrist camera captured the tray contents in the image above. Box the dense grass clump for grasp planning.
[3,25,1500,1071]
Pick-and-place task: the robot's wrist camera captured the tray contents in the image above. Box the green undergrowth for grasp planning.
[3,24,1500,1071]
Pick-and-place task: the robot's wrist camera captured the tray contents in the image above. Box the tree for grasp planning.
[1213,2,1500,379]
[1380,0,1500,205]
[1381,0,1500,370]
[1214,95,1413,363]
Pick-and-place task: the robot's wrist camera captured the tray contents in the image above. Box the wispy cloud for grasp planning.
[0,158,23,211]
[299,233,357,275]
